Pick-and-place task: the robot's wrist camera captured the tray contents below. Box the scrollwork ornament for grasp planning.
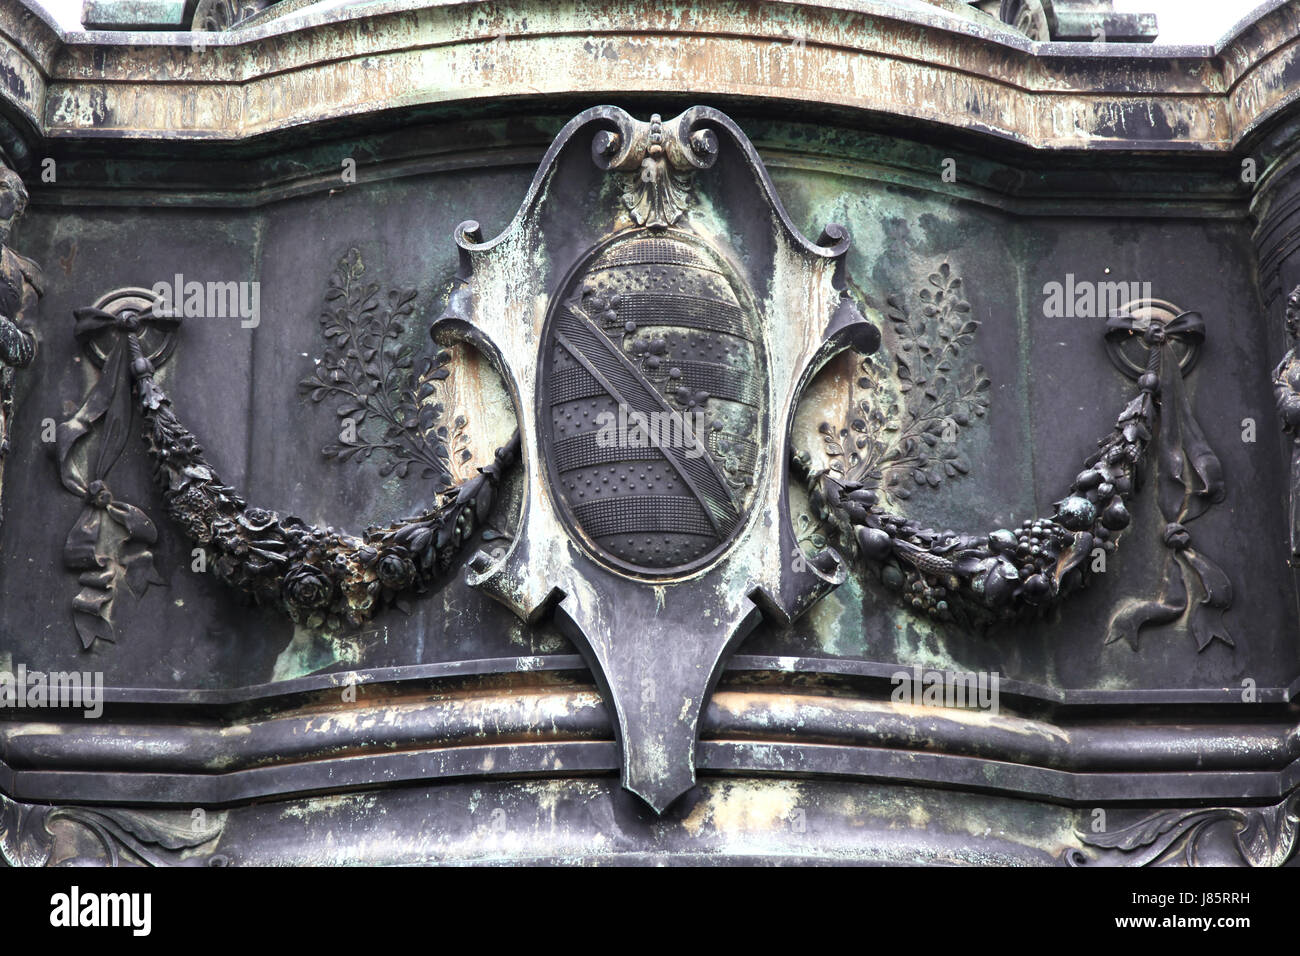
[999,0,1052,40]
[191,0,271,31]
[1065,791,1300,867]
[592,111,719,229]
[1,792,227,867]
[432,105,875,809]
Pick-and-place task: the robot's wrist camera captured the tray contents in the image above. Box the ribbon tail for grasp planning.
[72,611,114,649]
[121,542,165,597]
[106,499,159,545]
[1161,350,1223,523]
[1105,556,1188,650]
[70,585,114,649]
[1155,344,1188,523]
[91,347,135,479]
[55,341,127,494]
[1174,377,1224,521]
[63,508,105,571]
[1181,548,1234,650]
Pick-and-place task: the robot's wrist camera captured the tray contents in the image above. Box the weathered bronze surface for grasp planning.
[0,164,39,533]
[1,0,1300,867]
[798,294,1233,651]
[0,0,1293,151]
[426,105,875,809]
[542,229,766,573]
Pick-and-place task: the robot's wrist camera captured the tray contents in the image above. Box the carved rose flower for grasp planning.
[238,508,278,532]
[282,564,334,609]
[377,552,415,590]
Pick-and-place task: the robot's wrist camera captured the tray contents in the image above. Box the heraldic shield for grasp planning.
[541,230,765,574]
[432,106,880,812]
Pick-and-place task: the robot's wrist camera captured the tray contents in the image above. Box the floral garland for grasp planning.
[79,305,517,631]
[797,316,1232,648]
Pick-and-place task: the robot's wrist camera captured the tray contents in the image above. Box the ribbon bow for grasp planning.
[1105,308,1205,344]
[57,306,172,648]
[1103,311,1231,651]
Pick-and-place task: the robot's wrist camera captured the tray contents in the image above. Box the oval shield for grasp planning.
[540,229,766,574]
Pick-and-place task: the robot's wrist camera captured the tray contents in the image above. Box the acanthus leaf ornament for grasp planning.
[1064,791,1300,867]
[1,792,227,867]
[606,112,716,229]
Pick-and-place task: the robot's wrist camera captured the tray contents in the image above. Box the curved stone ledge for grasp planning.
[9,773,1292,866]
[3,679,1298,807]
[29,653,1297,712]
[3,776,1082,865]
[3,0,1300,156]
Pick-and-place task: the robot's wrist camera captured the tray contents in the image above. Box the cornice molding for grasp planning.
[2,0,1300,158]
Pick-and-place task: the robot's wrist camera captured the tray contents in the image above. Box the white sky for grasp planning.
[27,0,1280,45]
[1113,0,1267,45]
[31,0,80,30]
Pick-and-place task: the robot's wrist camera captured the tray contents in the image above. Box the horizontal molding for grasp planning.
[727,656,1300,707]
[3,678,1298,807]
[18,121,1253,218]
[0,740,621,805]
[1,0,1300,158]
[698,742,1300,805]
[17,653,1290,714]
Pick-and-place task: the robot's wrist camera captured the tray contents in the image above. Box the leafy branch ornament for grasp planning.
[299,248,464,486]
[821,263,988,502]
